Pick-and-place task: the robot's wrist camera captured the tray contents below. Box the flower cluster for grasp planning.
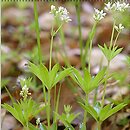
[114,24,124,32]
[93,8,106,21]
[20,85,31,99]
[36,118,40,126]
[50,5,72,22]
[105,2,129,12]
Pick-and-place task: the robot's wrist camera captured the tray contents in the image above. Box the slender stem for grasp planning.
[53,23,63,36]
[83,22,97,70]
[33,1,42,64]
[110,20,116,48]
[113,32,120,47]
[101,61,110,108]
[56,19,70,67]
[83,94,88,126]
[75,2,83,69]
[43,84,46,102]
[49,24,63,71]
[47,89,51,128]
[53,85,61,123]
[49,34,54,71]
[97,122,101,130]
[88,40,92,73]
[56,18,65,45]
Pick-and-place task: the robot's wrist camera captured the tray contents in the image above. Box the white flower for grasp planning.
[93,8,106,21]
[105,2,129,12]
[50,5,72,22]
[36,118,40,125]
[104,2,113,11]
[20,85,31,99]
[112,2,129,12]
[114,24,124,32]
[50,5,56,14]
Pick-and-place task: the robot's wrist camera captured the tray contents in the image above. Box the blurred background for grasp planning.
[1,1,130,130]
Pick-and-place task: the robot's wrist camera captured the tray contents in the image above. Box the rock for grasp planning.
[82,2,94,14]
[1,114,17,130]
[38,13,54,30]
[2,8,31,26]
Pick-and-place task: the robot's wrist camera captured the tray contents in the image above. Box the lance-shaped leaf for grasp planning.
[100,103,127,121]
[71,67,106,94]
[89,67,106,92]
[49,64,59,88]
[52,67,73,87]
[79,102,98,121]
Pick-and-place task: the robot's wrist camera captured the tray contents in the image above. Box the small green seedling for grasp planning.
[55,105,80,130]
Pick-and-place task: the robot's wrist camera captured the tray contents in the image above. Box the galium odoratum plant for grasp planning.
[55,105,80,130]
[98,1,129,108]
[2,78,46,130]
[29,3,72,129]
[70,67,106,129]
[80,101,127,130]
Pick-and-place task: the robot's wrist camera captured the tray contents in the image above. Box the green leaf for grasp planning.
[99,104,112,121]
[29,62,41,80]
[79,123,86,130]
[28,123,39,130]
[101,103,127,121]
[79,102,98,121]
[72,68,84,87]
[91,67,106,87]
[84,68,91,86]
[49,64,59,87]
[2,104,23,125]
[39,64,49,88]
[50,123,57,130]
[13,102,26,125]
[53,67,72,87]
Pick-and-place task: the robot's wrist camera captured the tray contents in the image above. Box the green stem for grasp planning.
[49,24,63,71]
[97,122,101,130]
[83,94,88,126]
[56,18,65,45]
[110,20,116,48]
[101,61,110,108]
[53,85,61,123]
[47,89,51,128]
[75,2,83,69]
[43,84,46,102]
[88,40,92,73]
[33,1,42,64]
[49,34,54,71]
[83,22,97,70]
[113,32,120,47]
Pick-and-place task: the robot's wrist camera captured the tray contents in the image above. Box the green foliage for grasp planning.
[29,62,72,90]
[70,67,106,94]
[79,123,86,130]
[126,56,130,67]
[99,44,123,62]
[1,78,10,89]
[113,71,128,86]
[20,77,32,88]
[2,98,46,127]
[55,105,79,130]
[80,102,127,122]
[39,123,57,130]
